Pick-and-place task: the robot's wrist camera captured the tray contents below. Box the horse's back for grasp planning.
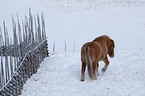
[81,41,100,62]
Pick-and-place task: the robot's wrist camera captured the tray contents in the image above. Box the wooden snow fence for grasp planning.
[0,8,49,95]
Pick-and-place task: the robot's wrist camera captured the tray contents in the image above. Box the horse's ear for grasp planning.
[111,40,115,48]
[108,39,115,58]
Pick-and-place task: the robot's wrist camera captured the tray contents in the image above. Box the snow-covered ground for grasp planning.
[0,0,145,96]
[22,49,145,96]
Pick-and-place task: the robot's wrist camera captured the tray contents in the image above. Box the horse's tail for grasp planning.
[85,46,94,79]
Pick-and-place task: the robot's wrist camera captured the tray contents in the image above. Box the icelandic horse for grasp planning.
[81,35,115,81]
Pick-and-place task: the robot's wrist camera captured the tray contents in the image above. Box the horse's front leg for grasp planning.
[102,56,110,73]
[81,62,86,81]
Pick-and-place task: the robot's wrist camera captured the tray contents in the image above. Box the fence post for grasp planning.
[29,8,35,45]
[0,27,4,89]
[3,21,10,84]
[53,40,55,52]
[73,42,75,52]
[12,15,18,71]
[17,14,23,61]
[41,12,46,40]
[24,16,29,44]
[9,39,13,78]
[37,14,41,42]
[64,40,66,51]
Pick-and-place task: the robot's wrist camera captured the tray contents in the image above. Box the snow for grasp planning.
[22,50,145,96]
[0,0,145,96]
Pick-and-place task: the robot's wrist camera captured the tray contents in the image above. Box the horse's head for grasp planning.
[108,39,115,58]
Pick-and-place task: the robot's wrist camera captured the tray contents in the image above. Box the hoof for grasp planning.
[81,76,84,81]
[91,76,97,80]
[92,78,97,80]
[102,68,106,73]
[81,79,84,82]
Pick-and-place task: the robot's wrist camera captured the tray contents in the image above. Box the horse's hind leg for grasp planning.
[81,62,86,81]
[92,62,97,80]
[96,63,99,77]
[102,56,110,73]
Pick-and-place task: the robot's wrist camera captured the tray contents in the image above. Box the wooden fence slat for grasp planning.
[0,27,5,89]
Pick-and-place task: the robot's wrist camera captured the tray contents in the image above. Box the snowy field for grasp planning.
[22,50,145,96]
[0,0,145,96]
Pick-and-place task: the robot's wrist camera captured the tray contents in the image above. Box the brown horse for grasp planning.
[81,35,115,81]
